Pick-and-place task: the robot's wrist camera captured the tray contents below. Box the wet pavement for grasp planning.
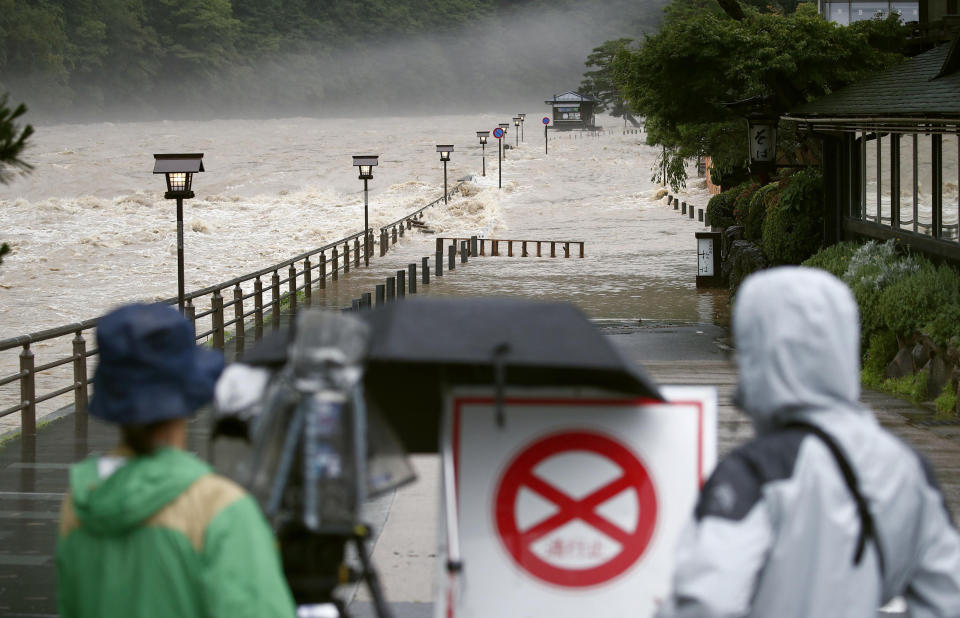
[0,324,949,617]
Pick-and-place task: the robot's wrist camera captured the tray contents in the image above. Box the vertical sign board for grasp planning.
[435,386,717,618]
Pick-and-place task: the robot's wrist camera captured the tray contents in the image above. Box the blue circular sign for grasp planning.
[542,117,550,125]
[493,127,505,139]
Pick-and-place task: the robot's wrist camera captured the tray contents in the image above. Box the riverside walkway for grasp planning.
[0,322,956,616]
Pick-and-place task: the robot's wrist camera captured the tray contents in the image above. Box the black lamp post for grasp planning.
[513,117,521,148]
[352,155,379,266]
[499,123,510,161]
[153,153,204,313]
[519,113,526,142]
[437,145,454,204]
[477,131,489,177]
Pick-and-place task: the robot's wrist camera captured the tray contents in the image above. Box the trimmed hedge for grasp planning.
[761,169,824,265]
[743,182,778,241]
[706,192,735,229]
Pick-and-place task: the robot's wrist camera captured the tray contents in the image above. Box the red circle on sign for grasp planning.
[494,431,657,588]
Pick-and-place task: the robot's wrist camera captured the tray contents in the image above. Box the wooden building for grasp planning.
[783,39,960,262]
[544,91,599,131]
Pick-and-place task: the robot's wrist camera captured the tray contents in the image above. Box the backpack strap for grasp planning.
[784,421,886,576]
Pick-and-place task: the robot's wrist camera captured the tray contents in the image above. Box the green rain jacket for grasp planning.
[56,447,296,618]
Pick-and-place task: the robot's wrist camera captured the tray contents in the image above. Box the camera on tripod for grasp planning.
[212,309,413,618]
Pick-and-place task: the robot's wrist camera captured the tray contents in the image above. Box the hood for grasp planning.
[732,267,864,433]
[69,447,210,535]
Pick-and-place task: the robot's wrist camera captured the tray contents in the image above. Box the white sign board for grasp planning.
[435,386,717,618]
[749,124,776,163]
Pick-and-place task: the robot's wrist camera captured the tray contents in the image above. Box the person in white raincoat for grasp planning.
[657,266,960,618]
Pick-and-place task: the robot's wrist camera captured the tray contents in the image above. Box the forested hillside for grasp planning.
[0,0,665,120]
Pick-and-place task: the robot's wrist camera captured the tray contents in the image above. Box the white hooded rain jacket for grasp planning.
[657,266,960,618]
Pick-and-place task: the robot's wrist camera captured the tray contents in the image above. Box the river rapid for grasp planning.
[0,112,720,424]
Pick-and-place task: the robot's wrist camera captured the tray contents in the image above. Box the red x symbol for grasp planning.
[495,431,658,588]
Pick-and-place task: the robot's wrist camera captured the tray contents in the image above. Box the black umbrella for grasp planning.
[361,297,661,453]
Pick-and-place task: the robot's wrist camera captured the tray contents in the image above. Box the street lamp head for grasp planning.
[352,155,379,180]
[513,117,521,127]
[437,144,454,162]
[477,131,489,145]
[498,123,509,131]
[153,153,204,200]
[519,113,526,122]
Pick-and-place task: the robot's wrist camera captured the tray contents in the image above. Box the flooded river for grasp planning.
[0,112,718,425]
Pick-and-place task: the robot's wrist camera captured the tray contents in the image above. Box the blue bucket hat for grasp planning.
[90,303,225,425]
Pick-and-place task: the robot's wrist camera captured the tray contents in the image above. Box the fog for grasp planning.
[6,0,664,123]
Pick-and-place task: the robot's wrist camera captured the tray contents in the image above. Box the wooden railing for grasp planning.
[0,183,460,437]
[434,236,585,258]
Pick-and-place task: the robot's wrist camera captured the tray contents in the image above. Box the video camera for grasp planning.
[212,309,414,618]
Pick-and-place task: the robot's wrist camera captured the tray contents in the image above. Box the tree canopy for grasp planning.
[607,0,907,188]
[0,94,33,264]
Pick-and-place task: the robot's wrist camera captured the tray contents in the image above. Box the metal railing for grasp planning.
[0,183,460,437]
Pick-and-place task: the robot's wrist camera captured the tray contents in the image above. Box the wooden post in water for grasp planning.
[354,238,361,267]
[332,249,339,281]
[254,278,264,340]
[397,270,406,298]
[392,226,398,244]
[343,243,350,274]
[522,241,528,257]
[233,284,245,355]
[550,242,556,258]
[381,230,388,256]
[184,300,196,336]
[376,284,386,306]
[461,241,468,264]
[436,238,443,253]
[493,240,499,256]
[399,223,405,238]
[508,241,513,257]
[436,251,443,277]
[362,292,372,308]
[698,209,704,223]
[537,241,542,257]
[579,242,585,258]
[564,242,570,258]
[19,344,35,436]
[448,245,456,271]
[408,264,417,294]
[689,205,694,219]
[288,264,297,315]
[72,331,89,422]
[212,290,226,350]
[303,258,312,305]
[386,277,396,302]
[271,271,281,330]
[422,256,430,284]
[480,238,485,256]
[471,236,478,256]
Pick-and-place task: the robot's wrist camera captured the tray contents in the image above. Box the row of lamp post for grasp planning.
[154,114,529,313]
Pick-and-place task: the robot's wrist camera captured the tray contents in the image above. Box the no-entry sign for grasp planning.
[435,386,717,618]
[495,430,657,587]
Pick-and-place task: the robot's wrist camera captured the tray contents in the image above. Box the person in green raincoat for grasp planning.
[56,303,296,617]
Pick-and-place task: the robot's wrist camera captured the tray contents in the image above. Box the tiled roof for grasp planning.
[546,91,598,103]
[788,41,960,119]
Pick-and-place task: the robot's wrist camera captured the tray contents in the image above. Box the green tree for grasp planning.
[0,94,33,264]
[612,0,906,189]
[579,38,642,127]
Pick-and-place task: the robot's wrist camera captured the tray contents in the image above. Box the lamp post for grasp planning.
[518,113,526,142]
[352,155,379,266]
[437,145,454,204]
[153,153,204,313]
[477,131,489,177]
[513,117,521,148]
[492,127,505,188]
[499,123,510,161]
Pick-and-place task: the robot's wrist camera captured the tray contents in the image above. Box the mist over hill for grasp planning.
[0,0,666,121]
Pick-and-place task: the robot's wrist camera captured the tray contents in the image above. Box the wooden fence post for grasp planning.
[212,289,225,350]
[72,331,88,424]
[20,344,35,436]
[288,264,298,316]
[254,277,264,340]
[271,271,281,330]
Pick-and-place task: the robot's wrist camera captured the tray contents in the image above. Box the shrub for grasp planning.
[863,330,899,377]
[935,383,958,418]
[732,182,760,226]
[842,240,919,339]
[876,257,948,339]
[706,192,735,229]
[802,241,860,278]
[883,368,929,404]
[743,182,778,241]
[761,169,825,265]
[926,303,960,350]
